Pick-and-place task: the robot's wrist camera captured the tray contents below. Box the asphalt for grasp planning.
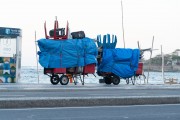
[1,83,180,108]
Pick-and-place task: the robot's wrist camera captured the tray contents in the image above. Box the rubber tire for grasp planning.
[50,74,60,85]
[112,76,120,85]
[104,77,112,84]
[59,75,69,85]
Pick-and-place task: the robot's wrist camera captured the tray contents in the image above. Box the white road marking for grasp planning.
[0,95,25,97]
[1,104,180,111]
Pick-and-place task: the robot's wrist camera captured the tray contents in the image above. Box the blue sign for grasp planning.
[0,27,22,38]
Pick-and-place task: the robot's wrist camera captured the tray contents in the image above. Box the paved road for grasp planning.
[1,83,180,108]
[1,83,180,98]
[1,89,180,98]
[0,104,180,120]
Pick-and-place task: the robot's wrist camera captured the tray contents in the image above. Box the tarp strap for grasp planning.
[74,40,80,67]
[60,42,63,68]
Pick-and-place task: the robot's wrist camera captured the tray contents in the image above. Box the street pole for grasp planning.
[161,45,165,84]
[121,0,125,48]
[35,31,40,84]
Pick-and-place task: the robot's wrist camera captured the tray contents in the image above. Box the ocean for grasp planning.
[19,66,180,85]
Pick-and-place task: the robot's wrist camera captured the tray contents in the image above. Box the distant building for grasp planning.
[172,49,180,56]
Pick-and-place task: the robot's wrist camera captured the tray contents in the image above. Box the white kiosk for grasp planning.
[0,27,22,83]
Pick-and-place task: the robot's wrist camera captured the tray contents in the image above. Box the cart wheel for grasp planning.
[59,75,69,85]
[112,75,120,85]
[50,74,59,85]
[104,77,111,84]
[126,78,129,84]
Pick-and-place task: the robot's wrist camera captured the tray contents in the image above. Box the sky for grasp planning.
[0,0,180,66]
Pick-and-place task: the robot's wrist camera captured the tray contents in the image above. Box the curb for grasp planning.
[1,96,180,109]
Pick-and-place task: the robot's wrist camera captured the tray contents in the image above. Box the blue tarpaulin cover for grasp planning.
[37,38,98,68]
[98,48,140,78]
[37,37,140,78]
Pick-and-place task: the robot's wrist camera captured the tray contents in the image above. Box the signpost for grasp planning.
[0,27,22,83]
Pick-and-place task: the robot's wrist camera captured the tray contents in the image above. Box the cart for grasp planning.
[96,35,142,85]
[98,62,144,85]
[44,64,96,85]
[41,18,96,85]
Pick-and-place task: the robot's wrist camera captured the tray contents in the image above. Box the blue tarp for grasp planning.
[37,37,140,78]
[98,48,140,78]
[37,38,98,68]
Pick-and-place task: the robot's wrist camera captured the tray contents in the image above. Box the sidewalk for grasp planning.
[1,83,180,108]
